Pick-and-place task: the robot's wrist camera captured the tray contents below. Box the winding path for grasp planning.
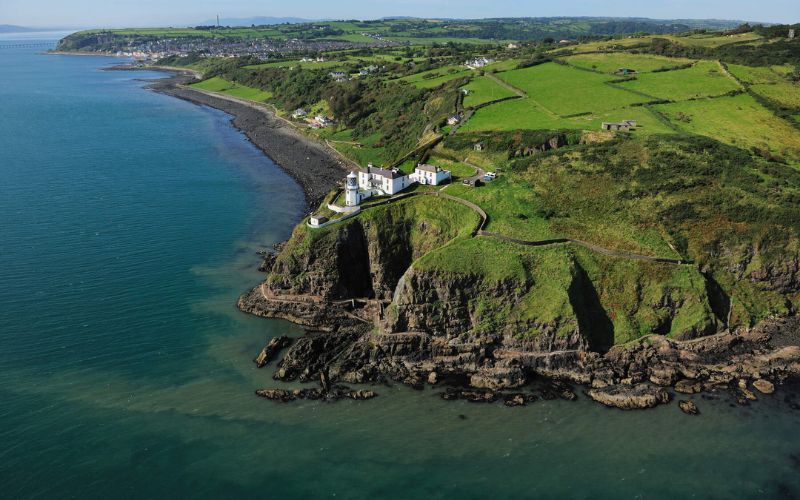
[351,189,689,266]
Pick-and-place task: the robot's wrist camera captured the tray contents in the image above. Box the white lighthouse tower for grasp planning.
[345,172,360,207]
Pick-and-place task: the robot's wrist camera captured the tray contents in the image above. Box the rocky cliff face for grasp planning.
[239,195,800,403]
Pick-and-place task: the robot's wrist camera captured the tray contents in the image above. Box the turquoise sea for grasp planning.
[1,35,799,499]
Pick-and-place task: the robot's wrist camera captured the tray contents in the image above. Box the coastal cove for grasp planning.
[2,36,800,499]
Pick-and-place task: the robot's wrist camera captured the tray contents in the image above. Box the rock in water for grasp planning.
[347,390,377,400]
[679,400,700,415]
[503,393,527,407]
[587,384,671,410]
[753,379,775,394]
[253,335,292,368]
[255,388,295,402]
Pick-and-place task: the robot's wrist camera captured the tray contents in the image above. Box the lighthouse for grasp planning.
[345,172,360,206]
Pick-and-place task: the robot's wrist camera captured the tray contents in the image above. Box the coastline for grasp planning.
[142,69,351,210]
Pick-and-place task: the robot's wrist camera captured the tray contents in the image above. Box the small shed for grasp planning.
[309,214,329,227]
[474,142,486,152]
[601,119,637,132]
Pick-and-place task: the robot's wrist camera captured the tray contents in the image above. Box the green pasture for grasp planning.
[616,61,740,101]
[190,77,272,101]
[563,53,695,74]
[497,62,647,115]
[655,93,800,158]
[462,76,517,108]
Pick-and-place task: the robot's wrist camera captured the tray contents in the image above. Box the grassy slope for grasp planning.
[461,97,674,134]
[462,76,517,108]
[496,62,648,115]
[564,53,695,74]
[397,65,471,89]
[655,93,800,158]
[190,77,273,101]
[617,61,740,100]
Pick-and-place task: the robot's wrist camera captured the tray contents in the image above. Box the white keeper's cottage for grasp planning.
[358,164,411,196]
[411,164,451,186]
[341,162,452,208]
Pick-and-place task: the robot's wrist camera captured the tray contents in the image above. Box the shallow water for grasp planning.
[1,37,799,499]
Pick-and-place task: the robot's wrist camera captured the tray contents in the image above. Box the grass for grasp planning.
[564,37,650,54]
[563,53,694,74]
[655,93,800,159]
[190,77,272,101]
[750,82,800,110]
[460,98,571,132]
[616,61,740,101]
[425,156,477,178]
[726,64,789,84]
[461,97,675,134]
[462,75,517,108]
[483,59,522,73]
[244,59,347,70]
[497,62,648,115]
[328,131,390,166]
[661,32,762,48]
[397,65,471,89]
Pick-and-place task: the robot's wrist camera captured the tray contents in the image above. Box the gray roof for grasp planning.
[360,165,406,179]
[416,164,441,173]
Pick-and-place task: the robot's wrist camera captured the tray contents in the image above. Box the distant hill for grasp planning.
[0,24,38,33]
[200,16,313,27]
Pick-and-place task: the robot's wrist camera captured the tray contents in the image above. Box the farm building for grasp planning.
[474,142,486,152]
[601,119,637,131]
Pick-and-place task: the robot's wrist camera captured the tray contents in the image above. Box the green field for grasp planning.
[462,76,517,108]
[244,59,348,70]
[661,32,762,48]
[483,59,522,73]
[497,63,648,115]
[397,65,471,88]
[460,98,570,132]
[565,37,651,54]
[617,61,740,100]
[655,93,800,158]
[563,53,695,74]
[726,64,789,84]
[190,77,272,101]
[750,82,800,109]
[461,96,674,134]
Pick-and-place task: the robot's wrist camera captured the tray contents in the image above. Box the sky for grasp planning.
[2,0,798,28]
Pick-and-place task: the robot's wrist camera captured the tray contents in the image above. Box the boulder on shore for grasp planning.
[587,384,671,410]
[752,379,775,394]
[674,379,701,394]
[254,335,292,368]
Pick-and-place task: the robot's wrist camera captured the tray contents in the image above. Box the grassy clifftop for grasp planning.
[265,133,798,350]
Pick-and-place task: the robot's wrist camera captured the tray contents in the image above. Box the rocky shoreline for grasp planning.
[143,71,350,209]
[237,214,800,412]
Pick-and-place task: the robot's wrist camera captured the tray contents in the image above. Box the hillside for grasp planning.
[60,21,800,401]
